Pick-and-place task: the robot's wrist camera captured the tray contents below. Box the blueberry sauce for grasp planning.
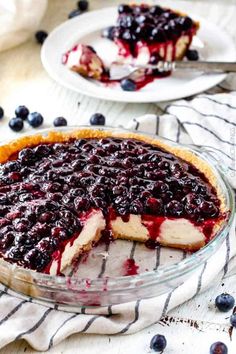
[0,137,222,273]
[123,258,139,276]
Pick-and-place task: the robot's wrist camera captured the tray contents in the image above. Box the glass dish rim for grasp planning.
[0,125,234,293]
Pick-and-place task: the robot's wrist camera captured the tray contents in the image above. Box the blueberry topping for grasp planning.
[151,28,166,42]
[27,112,44,128]
[215,293,235,312]
[35,30,48,44]
[178,16,193,30]
[118,4,132,14]
[150,334,167,352]
[89,113,106,125]
[9,117,24,132]
[210,342,228,354]
[77,0,89,12]
[0,106,4,119]
[15,105,29,120]
[68,9,82,19]
[120,78,136,91]
[53,117,68,127]
[186,49,199,61]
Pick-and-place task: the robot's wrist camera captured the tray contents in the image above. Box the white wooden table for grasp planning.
[0,0,236,353]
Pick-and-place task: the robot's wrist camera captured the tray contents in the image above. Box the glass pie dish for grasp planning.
[0,126,234,310]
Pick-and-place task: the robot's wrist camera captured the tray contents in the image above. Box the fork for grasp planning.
[109,61,236,80]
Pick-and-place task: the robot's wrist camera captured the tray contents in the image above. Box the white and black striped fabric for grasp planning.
[0,92,235,351]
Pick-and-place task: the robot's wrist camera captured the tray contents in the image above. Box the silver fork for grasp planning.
[109,61,236,80]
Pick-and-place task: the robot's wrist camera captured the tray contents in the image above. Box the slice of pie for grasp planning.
[108,3,199,64]
[0,129,226,276]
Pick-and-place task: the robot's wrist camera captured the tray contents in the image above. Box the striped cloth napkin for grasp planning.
[0,92,235,351]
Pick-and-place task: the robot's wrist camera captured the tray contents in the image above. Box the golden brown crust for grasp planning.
[0,128,225,211]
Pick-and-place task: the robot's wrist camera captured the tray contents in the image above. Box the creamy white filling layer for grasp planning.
[111,215,205,246]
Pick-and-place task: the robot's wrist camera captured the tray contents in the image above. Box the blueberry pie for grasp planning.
[0,130,226,275]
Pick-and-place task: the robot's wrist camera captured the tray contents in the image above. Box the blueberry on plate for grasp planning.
[120,78,137,91]
[27,112,44,128]
[230,313,236,327]
[53,117,68,127]
[77,0,89,12]
[0,106,4,119]
[150,334,167,352]
[215,293,235,312]
[68,9,81,19]
[185,49,199,61]
[9,117,24,132]
[89,113,106,126]
[102,26,115,40]
[210,342,228,354]
[15,105,29,120]
[35,30,48,44]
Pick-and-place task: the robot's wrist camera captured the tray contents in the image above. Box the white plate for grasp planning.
[41,7,236,103]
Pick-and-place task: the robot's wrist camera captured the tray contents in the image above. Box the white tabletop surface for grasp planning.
[0,0,236,353]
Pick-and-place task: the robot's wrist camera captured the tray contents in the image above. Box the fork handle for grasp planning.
[136,61,236,73]
[175,61,236,72]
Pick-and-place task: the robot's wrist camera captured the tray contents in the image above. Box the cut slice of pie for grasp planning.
[62,44,108,81]
[0,129,226,276]
[108,3,199,64]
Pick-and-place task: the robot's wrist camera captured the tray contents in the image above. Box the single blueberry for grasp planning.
[0,106,4,119]
[27,112,44,128]
[150,334,167,352]
[230,313,236,327]
[89,113,106,126]
[120,78,136,91]
[102,26,115,40]
[53,117,68,127]
[186,49,199,61]
[68,9,81,19]
[9,117,24,132]
[77,0,89,12]
[118,4,132,14]
[210,342,228,354]
[35,30,48,44]
[215,293,235,312]
[15,105,29,120]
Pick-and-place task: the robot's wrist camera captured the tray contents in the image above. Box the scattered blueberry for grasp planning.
[27,112,44,128]
[68,9,81,19]
[0,106,4,119]
[15,105,29,120]
[35,30,48,44]
[186,49,199,61]
[9,118,24,132]
[77,0,89,12]
[89,113,105,126]
[53,117,68,127]
[102,26,115,40]
[120,78,137,91]
[230,313,236,327]
[210,342,228,354]
[215,293,235,312]
[150,334,167,352]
